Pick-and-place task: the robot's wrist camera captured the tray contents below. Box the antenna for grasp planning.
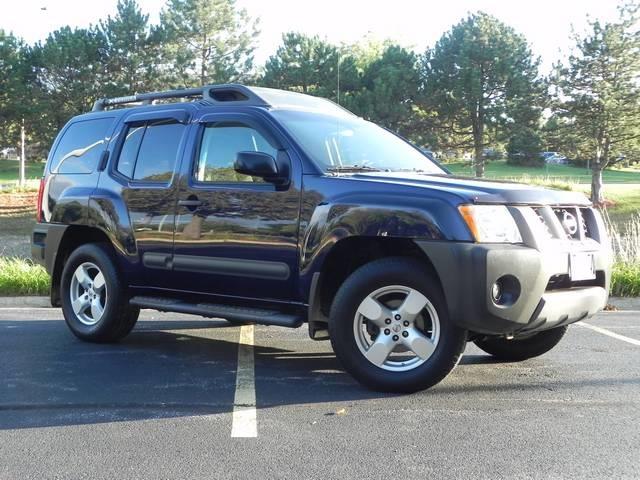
[335,47,343,166]
[337,47,341,106]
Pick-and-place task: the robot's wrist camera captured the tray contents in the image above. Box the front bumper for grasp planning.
[415,207,612,335]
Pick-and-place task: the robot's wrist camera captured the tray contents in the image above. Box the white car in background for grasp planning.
[542,151,569,165]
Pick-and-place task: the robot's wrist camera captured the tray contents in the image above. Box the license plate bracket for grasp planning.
[569,252,596,281]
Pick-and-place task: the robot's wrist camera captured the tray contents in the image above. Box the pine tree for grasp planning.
[554,3,640,203]
[423,12,543,177]
[158,0,259,87]
[100,0,160,95]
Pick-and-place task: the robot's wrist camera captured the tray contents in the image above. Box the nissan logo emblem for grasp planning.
[562,211,578,236]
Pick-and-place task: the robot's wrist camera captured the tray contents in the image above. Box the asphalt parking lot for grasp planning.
[1,308,638,480]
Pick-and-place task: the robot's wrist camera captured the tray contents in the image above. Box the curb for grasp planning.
[608,297,640,311]
[0,296,51,307]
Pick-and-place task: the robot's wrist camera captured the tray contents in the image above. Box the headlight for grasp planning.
[458,205,522,243]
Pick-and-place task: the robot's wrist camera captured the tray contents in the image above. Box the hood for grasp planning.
[347,172,591,206]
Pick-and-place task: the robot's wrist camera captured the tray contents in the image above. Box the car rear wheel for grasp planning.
[329,257,467,393]
[473,325,568,361]
[61,243,139,343]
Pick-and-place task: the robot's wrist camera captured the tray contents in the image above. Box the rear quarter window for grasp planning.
[50,117,115,174]
[115,120,186,183]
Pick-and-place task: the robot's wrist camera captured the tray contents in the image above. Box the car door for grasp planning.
[171,112,302,302]
[106,109,190,288]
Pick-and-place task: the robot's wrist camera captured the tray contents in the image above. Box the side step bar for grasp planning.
[129,296,304,328]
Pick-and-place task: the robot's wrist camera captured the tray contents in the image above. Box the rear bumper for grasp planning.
[415,240,611,335]
[31,223,68,274]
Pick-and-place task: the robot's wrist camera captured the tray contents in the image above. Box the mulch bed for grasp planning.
[0,192,38,215]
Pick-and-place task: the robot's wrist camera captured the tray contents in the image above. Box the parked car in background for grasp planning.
[541,152,569,165]
[482,147,503,160]
[420,148,436,161]
[0,147,18,160]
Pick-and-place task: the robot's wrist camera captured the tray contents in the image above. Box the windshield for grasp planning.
[272,110,445,174]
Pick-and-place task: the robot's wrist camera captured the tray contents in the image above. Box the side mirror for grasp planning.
[234,151,288,186]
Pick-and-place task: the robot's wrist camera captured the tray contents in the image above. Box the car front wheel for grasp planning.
[329,257,467,393]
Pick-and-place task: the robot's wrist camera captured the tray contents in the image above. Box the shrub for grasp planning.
[604,212,640,297]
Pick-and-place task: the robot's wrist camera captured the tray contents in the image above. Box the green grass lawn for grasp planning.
[0,160,45,183]
[446,160,640,184]
[0,257,50,296]
[445,160,640,225]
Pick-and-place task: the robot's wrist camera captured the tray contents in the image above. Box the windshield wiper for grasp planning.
[326,165,382,173]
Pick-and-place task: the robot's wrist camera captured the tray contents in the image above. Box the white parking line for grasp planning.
[231,324,257,438]
[577,321,640,346]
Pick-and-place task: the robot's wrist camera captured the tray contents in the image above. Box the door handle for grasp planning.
[178,196,203,210]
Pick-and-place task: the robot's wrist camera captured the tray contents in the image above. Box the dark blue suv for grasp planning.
[32,84,612,392]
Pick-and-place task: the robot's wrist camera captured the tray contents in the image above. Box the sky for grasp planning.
[0,0,623,73]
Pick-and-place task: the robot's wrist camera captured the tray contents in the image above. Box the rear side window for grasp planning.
[116,120,185,182]
[50,118,114,174]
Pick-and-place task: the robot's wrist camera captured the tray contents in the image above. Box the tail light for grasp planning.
[36,177,45,223]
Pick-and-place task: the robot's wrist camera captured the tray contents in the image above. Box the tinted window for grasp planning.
[134,121,185,182]
[50,118,114,174]
[195,122,277,183]
[115,120,185,182]
[116,125,144,178]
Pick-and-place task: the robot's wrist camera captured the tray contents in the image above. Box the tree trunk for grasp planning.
[472,100,484,178]
[19,120,26,187]
[200,51,206,85]
[591,136,609,205]
[474,140,484,178]
[473,125,484,178]
[591,165,604,204]
[200,34,208,85]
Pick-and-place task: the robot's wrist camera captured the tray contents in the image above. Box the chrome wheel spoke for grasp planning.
[364,334,396,366]
[70,262,107,326]
[90,298,104,321]
[353,284,441,372]
[93,272,105,291]
[402,328,436,360]
[397,288,428,320]
[74,267,91,290]
[72,296,90,315]
[357,295,392,328]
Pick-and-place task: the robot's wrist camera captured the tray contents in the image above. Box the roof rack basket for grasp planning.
[92,84,269,111]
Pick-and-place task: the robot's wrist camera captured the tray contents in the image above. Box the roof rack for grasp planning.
[91,84,270,111]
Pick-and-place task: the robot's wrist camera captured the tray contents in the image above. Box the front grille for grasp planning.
[553,207,581,240]
[530,206,596,241]
[532,207,554,240]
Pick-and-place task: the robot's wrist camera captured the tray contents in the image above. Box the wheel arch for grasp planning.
[50,225,121,307]
[307,236,444,340]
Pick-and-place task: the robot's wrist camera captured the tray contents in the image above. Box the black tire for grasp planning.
[473,325,568,361]
[60,243,139,343]
[329,257,467,393]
